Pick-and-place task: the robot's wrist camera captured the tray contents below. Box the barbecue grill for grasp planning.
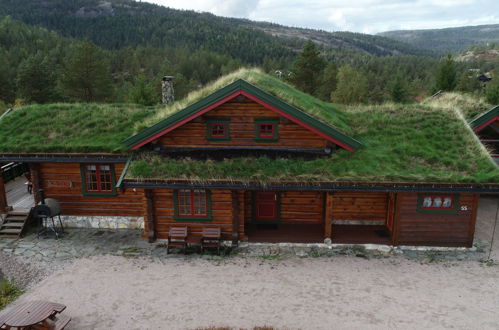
[33,190,64,238]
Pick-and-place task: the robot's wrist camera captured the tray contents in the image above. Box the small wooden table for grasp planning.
[0,300,66,329]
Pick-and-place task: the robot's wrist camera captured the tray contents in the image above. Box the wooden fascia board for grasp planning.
[470,105,499,132]
[125,79,363,151]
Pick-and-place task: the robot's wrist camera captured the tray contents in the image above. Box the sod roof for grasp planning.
[127,103,499,184]
[0,103,157,153]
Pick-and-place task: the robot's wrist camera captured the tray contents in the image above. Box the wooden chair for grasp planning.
[167,227,188,254]
[201,227,222,255]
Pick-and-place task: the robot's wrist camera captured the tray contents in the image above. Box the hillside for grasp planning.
[0,0,433,59]
[379,24,499,53]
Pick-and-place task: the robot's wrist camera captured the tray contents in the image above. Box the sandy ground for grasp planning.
[14,255,499,330]
[7,196,499,330]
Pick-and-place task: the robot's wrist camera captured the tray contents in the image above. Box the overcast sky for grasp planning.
[143,0,499,34]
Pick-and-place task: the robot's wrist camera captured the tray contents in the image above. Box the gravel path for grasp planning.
[14,254,499,330]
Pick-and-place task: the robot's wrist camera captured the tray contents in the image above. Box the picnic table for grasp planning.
[0,300,70,329]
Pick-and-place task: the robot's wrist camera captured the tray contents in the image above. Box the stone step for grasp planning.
[7,211,30,216]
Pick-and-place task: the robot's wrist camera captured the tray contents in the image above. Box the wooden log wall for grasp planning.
[332,192,388,222]
[280,191,324,224]
[37,162,145,217]
[393,193,479,247]
[153,189,245,240]
[157,97,328,148]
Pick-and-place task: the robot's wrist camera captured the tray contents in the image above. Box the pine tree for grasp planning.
[289,41,326,95]
[332,66,369,104]
[127,74,158,106]
[486,78,499,104]
[16,53,57,104]
[389,72,409,103]
[435,54,457,92]
[456,71,481,92]
[317,63,338,101]
[61,40,113,102]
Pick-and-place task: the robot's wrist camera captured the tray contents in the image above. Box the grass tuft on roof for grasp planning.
[134,68,352,134]
[422,92,492,120]
[128,102,499,184]
[0,103,157,153]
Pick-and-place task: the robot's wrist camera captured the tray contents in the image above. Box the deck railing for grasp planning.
[1,163,29,183]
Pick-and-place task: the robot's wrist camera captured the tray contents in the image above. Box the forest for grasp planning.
[0,0,498,112]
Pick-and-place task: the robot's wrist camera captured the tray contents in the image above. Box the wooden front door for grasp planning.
[255,191,278,223]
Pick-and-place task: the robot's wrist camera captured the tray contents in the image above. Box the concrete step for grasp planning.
[1,222,23,228]
[5,216,28,222]
[0,228,22,235]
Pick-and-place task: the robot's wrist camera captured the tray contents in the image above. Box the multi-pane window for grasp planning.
[420,195,455,210]
[206,119,230,140]
[255,118,279,142]
[177,189,208,217]
[84,164,113,193]
[258,123,275,138]
[210,123,226,138]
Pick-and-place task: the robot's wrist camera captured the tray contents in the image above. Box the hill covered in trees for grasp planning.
[0,0,434,59]
[379,24,499,53]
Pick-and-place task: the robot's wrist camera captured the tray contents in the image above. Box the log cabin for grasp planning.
[470,105,499,164]
[0,68,499,247]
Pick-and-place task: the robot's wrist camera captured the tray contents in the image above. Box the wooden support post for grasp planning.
[145,189,156,243]
[0,165,8,213]
[29,163,41,205]
[324,192,333,240]
[232,190,240,247]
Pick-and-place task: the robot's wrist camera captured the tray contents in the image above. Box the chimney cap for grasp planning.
[162,76,174,81]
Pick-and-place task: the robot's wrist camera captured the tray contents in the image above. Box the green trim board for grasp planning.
[470,105,499,130]
[416,193,460,214]
[124,79,363,151]
[173,189,213,221]
[115,158,131,189]
[251,191,281,225]
[206,118,231,141]
[80,163,118,197]
[254,118,279,142]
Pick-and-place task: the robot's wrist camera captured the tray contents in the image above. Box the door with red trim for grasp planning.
[255,191,278,223]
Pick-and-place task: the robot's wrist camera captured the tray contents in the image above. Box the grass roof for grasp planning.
[134,68,352,135]
[422,92,492,121]
[128,103,499,184]
[0,103,157,153]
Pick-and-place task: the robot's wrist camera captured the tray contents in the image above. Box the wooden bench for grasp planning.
[201,227,222,254]
[167,227,188,254]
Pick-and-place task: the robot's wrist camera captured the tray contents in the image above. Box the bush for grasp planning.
[0,279,23,310]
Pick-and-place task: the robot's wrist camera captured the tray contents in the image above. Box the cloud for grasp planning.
[145,0,499,34]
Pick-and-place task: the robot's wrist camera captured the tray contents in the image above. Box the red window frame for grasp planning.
[177,189,208,217]
[84,164,113,193]
[258,123,275,138]
[209,122,226,138]
[420,194,454,210]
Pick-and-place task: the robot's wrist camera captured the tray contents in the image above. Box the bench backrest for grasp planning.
[169,227,188,238]
[202,227,221,239]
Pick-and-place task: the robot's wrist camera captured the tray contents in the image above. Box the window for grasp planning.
[80,164,116,196]
[206,118,230,141]
[254,118,279,142]
[418,194,458,213]
[174,189,212,221]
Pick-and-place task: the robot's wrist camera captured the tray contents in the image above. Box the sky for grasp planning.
[143,0,499,34]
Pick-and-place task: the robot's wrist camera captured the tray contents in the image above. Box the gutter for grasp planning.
[122,181,499,194]
[0,154,129,163]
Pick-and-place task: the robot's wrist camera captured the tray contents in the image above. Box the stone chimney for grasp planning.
[162,76,174,105]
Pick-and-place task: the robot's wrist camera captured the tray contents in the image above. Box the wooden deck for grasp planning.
[245,223,392,245]
[246,224,324,243]
[5,176,34,210]
[332,225,392,245]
